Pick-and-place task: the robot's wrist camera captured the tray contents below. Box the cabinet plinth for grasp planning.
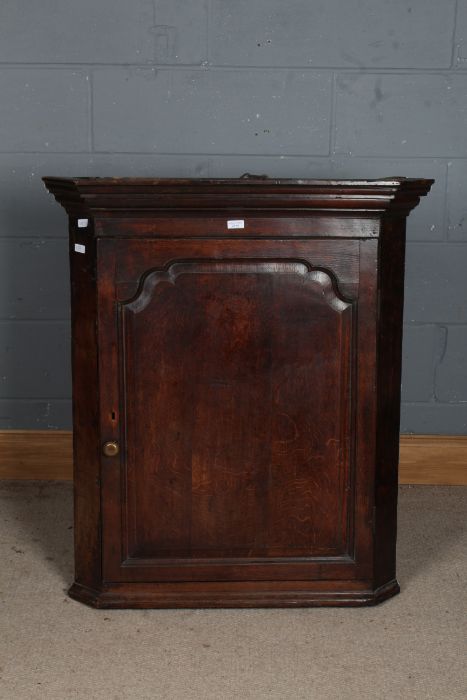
[43,176,432,608]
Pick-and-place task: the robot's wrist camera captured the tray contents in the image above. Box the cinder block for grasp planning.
[209,156,332,178]
[447,160,467,241]
[78,152,212,177]
[0,321,71,398]
[0,69,89,152]
[0,154,212,238]
[335,73,467,157]
[400,403,467,434]
[0,238,69,320]
[435,326,467,402]
[0,399,72,430]
[331,157,446,241]
[154,0,207,64]
[92,68,332,155]
[401,325,437,402]
[454,1,467,70]
[404,243,467,323]
[210,0,455,68]
[0,0,154,63]
[0,156,68,238]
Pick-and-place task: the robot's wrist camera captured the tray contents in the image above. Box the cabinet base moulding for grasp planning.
[0,430,465,485]
[67,579,401,609]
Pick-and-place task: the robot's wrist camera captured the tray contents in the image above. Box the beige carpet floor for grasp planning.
[0,483,465,700]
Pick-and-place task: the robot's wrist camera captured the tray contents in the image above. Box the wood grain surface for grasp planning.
[1,431,464,484]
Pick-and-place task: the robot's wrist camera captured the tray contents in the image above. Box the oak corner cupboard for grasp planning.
[43,175,432,609]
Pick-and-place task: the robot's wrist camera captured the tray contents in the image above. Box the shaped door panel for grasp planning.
[98,238,374,583]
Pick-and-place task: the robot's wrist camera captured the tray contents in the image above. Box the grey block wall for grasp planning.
[0,0,466,434]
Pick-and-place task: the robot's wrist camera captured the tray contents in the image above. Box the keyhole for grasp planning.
[111,411,116,421]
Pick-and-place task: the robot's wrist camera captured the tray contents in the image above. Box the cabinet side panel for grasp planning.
[374,217,406,587]
[69,221,101,589]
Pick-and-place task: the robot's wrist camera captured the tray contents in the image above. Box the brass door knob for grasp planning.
[102,441,119,457]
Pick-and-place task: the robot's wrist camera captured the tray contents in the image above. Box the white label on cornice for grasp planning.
[227,219,245,229]
[74,243,86,254]
[77,218,88,228]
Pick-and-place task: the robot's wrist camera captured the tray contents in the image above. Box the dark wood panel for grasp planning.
[114,238,360,300]
[95,215,380,239]
[68,221,101,591]
[352,239,378,578]
[117,256,356,576]
[373,218,406,588]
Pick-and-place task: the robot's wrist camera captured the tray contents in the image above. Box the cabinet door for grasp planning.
[97,236,377,583]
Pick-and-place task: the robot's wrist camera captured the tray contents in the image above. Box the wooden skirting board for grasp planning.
[1,430,73,481]
[0,430,466,485]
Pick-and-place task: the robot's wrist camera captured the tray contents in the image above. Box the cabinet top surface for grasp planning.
[43,175,432,187]
[42,176,433,217]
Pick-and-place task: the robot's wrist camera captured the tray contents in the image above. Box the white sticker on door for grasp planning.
[227,219,245,229]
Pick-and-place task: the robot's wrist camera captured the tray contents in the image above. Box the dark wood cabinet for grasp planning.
[43,176,432,608]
